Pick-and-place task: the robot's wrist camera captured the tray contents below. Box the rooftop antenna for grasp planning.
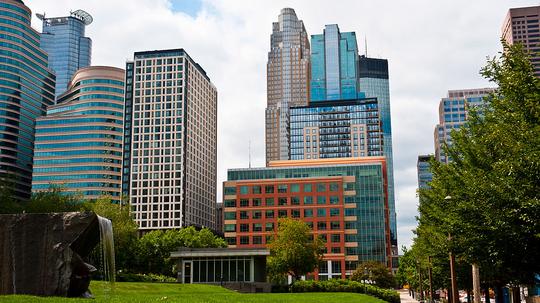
[248,140,252,168]
[364,35,368,57]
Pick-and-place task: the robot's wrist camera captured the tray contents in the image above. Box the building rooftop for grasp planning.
[170,248,270,258]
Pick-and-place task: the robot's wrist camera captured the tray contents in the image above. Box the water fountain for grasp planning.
[0,212,115,297]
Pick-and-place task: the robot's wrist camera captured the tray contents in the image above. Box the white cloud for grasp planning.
[25,0,538,249]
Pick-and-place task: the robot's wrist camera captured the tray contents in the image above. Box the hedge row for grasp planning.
[116,272,176,283]
[290,279,400,303]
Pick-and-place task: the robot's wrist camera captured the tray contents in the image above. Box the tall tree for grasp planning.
[417,41,540,294]
[267,218,325,282]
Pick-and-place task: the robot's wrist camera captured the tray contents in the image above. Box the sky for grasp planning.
[25,0,539,249]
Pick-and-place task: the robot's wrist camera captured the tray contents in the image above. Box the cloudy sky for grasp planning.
[26,0,538,249]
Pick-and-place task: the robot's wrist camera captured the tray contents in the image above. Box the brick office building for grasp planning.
[222,157,392,279]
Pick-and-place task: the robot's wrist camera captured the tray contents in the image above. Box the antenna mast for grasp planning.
[365,36,368,57]
[248,140,251,168]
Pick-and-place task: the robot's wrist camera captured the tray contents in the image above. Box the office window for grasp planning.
[253,223,262,232]
[240,223,249,232]
[240,186,249,194]
[253,236,263,244]
[304,196,313,204]
[330,208,340,217]
[240,199,249,207]
[317,222,327,230]
[239,236,249,245]
[265,198,274,206]
[331,221,340,230]
[291,184,300,192]
[224,224,236,232]
[329,183,339,192]
[317,209,327,217]
[291,209,300,218]
[304,184,312,192]
[265,185,274,193]
[278,184,287,193]
[291,196,300,205]
[278,210,287,218]
[317,183,326,192]
[265,210,274,219]
[224,212,236,220]
[278,197,288,206]
[329,196,339,204]
[331,234,341,243]
[253,211,262,219]
[317,196,327,204]
[240,211,248,219]
[304,209,313,218]
[252,198,261,206]
[252,185,262,194]
[265,222,274,231]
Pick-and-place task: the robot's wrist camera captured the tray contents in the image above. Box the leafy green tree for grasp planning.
[134,226,226,276]
[84,197,138,272]
[0,176,23,213]
[25,185,83,213]
[416,41,540,298]
[351,261,396,289]
[267,218,325,283]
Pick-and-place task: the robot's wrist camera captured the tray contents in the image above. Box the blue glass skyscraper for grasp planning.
[310,25,361,102]
[0,0,56,199]
[39,10,92,98]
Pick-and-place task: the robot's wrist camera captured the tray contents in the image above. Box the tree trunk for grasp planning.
[472,264,481,303]
[511,287,520,303]
[494,285,504,303]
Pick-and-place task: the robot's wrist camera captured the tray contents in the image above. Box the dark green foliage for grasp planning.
[290,279,400,303]
[412,41,540,292]
[133,226,227,276]
[116,272,176,283]
[350,261,397,289]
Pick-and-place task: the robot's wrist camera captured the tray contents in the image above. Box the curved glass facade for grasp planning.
[32,66,125,203]
[0,0,55,199]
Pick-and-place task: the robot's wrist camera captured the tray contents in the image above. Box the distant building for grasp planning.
[289,98,383,160]
[417,155,433,190]
[502,6,540,76]
[0,0,56,199]
[39,10,92,98]
[265,8,310,163]
[310,24,361,102]
[223,157,394,278]
[434,88,495,163]
[123,49,217,230]
[32,66,124,202]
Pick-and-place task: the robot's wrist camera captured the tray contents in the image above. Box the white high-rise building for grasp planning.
[122,49,217,230]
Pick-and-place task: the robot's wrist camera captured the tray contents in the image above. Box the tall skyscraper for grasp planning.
[0,0,56,199]
[502,6,540,76]
[223,157,393,276]
[32,66,124,203]
[38,10,92,98]
[357,56,396,255]
[123,49,217,230]
[289,98,383,160]
[265,8,310,163]
[310,24,361,102]
[434,88,495,164]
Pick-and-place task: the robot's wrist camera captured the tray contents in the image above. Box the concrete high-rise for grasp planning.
[310,24,361,102]
[32,66,124,203]
[502,6,540,76]
[38,10,92,98]
[0,0,56,199]
[434,88,495,163]
[122,49,217,230]
[265,8,310,163]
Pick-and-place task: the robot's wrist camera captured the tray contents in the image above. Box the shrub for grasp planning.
[116,272,176,283]
[291,279,400,303]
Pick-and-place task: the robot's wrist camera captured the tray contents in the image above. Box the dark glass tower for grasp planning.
[0,0,56,199]
[39,10,92,98]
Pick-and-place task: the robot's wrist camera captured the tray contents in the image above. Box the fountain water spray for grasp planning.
[97,215,115,286]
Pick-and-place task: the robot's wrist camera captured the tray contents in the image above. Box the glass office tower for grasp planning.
[289,98,383,160]
[0,0,56,199]
[265,8,310,163]
[39,10,92,98]
[32,66,124,203]
[357,56,397,253]
[310,24,360,102]
[434,88,495,163]
[417,155,433,190]
[123,49,218,230]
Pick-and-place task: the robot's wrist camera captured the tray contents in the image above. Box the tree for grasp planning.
[84,197,138,272]
[351,261,396,289]
[416,41,540,300]
[266,218,325,283]
[134,226,226,276]
[25,186,83,213]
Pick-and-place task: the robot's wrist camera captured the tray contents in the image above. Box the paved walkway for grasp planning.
[399,289,420,303]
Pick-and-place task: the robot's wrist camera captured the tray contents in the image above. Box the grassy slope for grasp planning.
[0,281,387,303]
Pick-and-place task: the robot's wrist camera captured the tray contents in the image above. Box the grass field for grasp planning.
[0,281,388,303]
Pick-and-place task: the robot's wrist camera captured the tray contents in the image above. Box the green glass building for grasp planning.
[0,0,56,199]
[226,157,392,266]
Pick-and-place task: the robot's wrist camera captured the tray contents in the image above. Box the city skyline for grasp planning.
[23,0,539,248]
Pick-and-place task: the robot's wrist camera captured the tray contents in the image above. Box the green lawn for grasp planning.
[0,281,387,303]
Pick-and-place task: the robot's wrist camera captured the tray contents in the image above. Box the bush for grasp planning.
[291,279,400,303]
[116,272,176,283]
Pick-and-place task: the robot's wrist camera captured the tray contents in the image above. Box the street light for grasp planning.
[445,196,459,303]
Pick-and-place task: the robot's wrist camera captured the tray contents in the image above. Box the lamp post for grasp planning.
[363,267,368,293]
[428,256,434,303]
[446,196,459,303]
